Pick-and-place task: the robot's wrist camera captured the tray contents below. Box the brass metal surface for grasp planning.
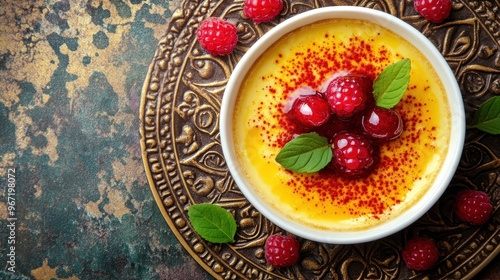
[140,1,499,279]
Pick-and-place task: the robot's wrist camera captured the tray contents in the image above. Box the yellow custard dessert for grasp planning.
[232,19,451,230]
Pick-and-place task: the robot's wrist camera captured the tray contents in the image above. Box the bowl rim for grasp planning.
[220,6,465,244]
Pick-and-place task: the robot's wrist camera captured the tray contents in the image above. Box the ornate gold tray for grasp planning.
[140,1,499,279]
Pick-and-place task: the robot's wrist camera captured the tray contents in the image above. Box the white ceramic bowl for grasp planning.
[220,6,465,244]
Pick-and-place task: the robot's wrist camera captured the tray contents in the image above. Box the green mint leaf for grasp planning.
[275,132,332,173]
[469,96,500,135]
[373,58,411,108]
[188,203,237,243]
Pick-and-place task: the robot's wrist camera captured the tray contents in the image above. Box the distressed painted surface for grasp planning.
[0,1,212,279]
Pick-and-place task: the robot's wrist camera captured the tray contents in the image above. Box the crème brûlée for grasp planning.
[232,19,451,231]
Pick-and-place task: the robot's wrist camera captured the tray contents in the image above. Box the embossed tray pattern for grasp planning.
[140,0,499,279]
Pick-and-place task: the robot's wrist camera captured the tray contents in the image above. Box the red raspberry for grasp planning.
[196,17,238,56]
[414,0,452,23]
[402,237,439,271]
[325,75,374,119]
[243,0,283,24]
[264,234,300,267]
[362,106,403,140]
[331,131,375,177]
[453,190,492,225]
[291,93,331,127]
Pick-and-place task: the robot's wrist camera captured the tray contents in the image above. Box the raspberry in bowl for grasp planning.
[220,7,465,244]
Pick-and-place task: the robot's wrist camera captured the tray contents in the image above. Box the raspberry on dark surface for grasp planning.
[453,190,493,225]
[402,237,440,271]
[414,0,452,23]
[243,0,283,24]
[264,234,300,267]
[196,17,238,56]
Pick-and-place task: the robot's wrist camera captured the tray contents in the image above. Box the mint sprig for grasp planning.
[275,132,332,173]
[373,58,411,108]
[468,96,500,135]
[188,203,237,243]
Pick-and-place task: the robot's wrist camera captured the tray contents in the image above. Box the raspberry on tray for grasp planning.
[402,237,440,271]
[243,0,283,24]
[196,17,238,56]
[264,234,300,267]
[414,0,452,23]
[453,190,493,225]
